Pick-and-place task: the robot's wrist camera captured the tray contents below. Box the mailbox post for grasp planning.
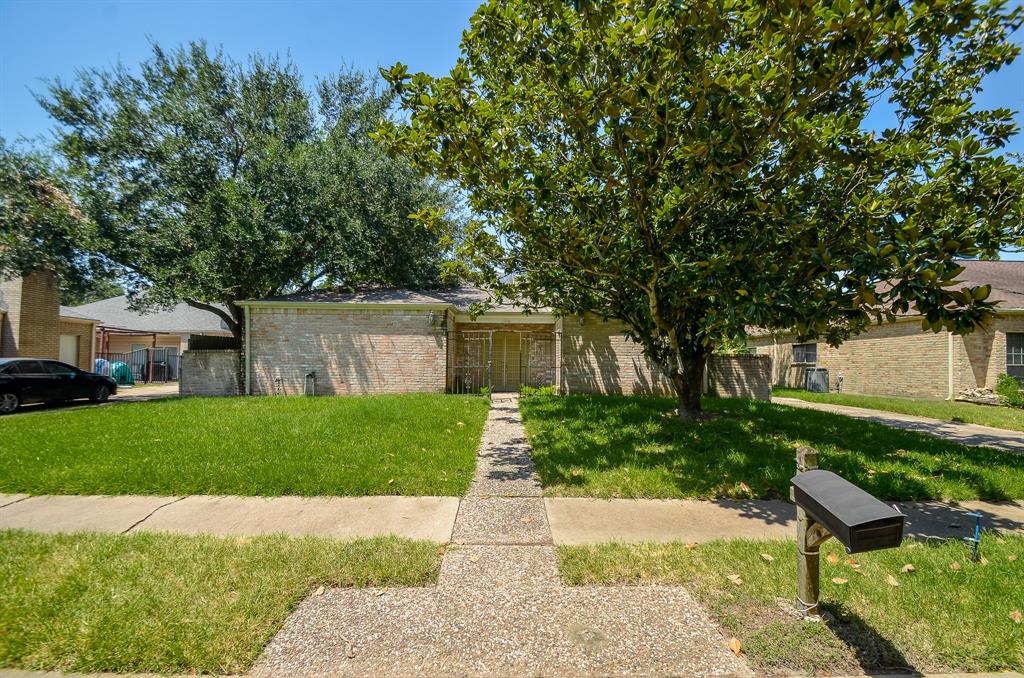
[793,446,830,619]
[791,446,905,621]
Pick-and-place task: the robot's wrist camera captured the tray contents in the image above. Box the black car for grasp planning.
[0,358,117,414]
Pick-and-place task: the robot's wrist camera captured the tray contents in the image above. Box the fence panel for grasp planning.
[95,348,181,384]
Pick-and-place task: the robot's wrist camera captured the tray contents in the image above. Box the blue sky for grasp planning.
[1,0,1021,258]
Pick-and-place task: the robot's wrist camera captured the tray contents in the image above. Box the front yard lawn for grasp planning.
[0,530,439,674]
[0,394,488,497]
[559,535,1024,674]
[775,387,1024,432]
[519,395,1024,501]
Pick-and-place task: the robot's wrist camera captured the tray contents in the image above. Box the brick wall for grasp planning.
[748,316,1024,399]
[707,354,772,400]
[58,320,95,370]
[952,315,1024,391]
[560,314,674,395]
[559,314,770,400]
[248,306,448,395]
[180,350,240,396]
[0,271,60,360]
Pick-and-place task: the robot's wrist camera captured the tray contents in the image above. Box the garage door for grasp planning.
[59,334,79,366]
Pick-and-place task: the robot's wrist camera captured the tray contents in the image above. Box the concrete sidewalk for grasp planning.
[546,497,1024,545]
[773,396,1024,453]
[0,493,459,542]
[3,490,1021,546]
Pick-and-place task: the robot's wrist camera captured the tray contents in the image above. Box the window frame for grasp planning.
[1008,332,1024,383]
[792,343,817,365]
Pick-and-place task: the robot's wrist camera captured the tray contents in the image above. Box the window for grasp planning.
[1008,333,1024,383]
[793,343,817,364]
[11,360,45,374]
[44,361,78,376]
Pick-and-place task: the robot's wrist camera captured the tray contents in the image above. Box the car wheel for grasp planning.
[0,393,19,414]
[90,385,110,403]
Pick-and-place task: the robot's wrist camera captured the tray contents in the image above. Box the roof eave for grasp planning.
[237,300,455,311]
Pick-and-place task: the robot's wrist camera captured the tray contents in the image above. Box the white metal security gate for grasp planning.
[449,329,555,393]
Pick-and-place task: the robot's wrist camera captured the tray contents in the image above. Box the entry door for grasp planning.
[492,332,523,392]
[59,335,79,367]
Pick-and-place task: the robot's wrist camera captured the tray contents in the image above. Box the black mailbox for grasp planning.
[791,470,904,554]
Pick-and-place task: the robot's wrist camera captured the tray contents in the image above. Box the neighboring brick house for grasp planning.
[71,295,233,382]
[236,288,771,399]
[0,271,100,370]
[747,260,1024,399]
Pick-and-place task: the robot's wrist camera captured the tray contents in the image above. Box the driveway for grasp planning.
[773,396,1024,453]
[110,381,180,402]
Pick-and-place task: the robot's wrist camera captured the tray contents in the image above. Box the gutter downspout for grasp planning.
[244,307,251,396]
[947,331,954,401]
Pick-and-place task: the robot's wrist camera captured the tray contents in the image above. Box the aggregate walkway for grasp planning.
[773,396,1024,453]
[251,394,751,677]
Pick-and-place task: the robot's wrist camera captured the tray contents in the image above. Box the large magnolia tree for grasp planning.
[375,0,1024,419]
[39,42,458,340]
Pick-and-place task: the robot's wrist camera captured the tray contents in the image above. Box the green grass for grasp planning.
[0,394,489,496]
[775,387,1024,432]
[559,535,1024,674]
[0,529,440,674]
[519,395,1024,501]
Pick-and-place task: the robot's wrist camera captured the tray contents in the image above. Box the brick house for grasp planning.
[0,271,100,370]
[70,295,234,383]
[235,287,771,399]
[747,260,1024,399]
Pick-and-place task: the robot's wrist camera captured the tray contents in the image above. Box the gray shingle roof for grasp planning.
[953,259,1024,310]
[248,285,548,313]
[59,306,99,321]
[71,296,232,334]
[746,258,1024,337]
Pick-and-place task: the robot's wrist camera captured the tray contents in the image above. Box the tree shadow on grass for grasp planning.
[519,395,1024,501]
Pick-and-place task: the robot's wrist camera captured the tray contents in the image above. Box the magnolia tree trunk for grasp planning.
[669,346,708,421]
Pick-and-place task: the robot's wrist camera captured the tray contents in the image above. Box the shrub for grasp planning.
[520,384,557,396]
[995,373,1024,409]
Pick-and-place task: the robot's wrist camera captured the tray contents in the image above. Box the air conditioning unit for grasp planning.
[805,367,830,393]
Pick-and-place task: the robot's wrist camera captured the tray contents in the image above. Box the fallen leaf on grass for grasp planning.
[1009,555,1018,562]
[685,542,697,550]
[729,637,742,656]
[727,574,743,586]
[980,557,989,566]
[314,586,325,596]
[885,575,899,587]
[831,577,848,585]
[826,553,839,565]
[900,564,915,574]
[759,553,774,562]
[949,562,962,572]
[1011,610,1022,624]
[846,558,860,569]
